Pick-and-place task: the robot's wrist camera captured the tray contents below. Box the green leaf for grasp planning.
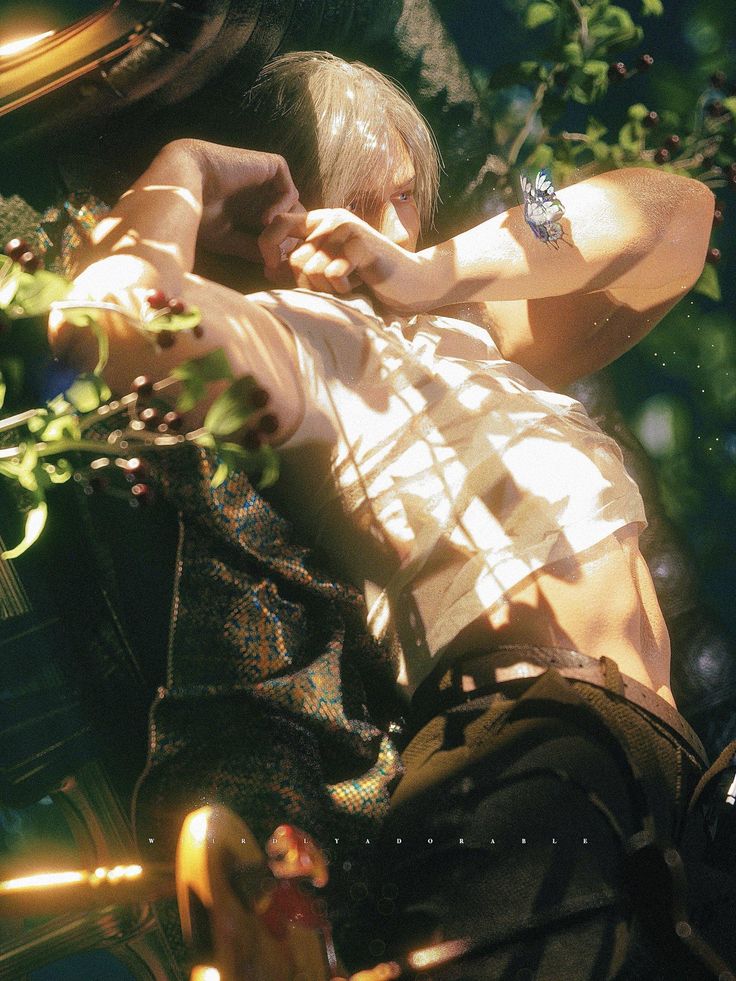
[7,270,71,319]
[617,121,643,154]
[62,309,109,373]
[40,413,81,442]
[210,459,229,488]
[693,263,721,302]
[525,1,558,29]
[1,500,48,560]
[0,255,21,309]
[204,376,258,437]
[524,144,555,170]
[562,42,583,67]
[65,373,111,413]
[641,0,663,14]
[173,347,234,411]
[145,306,202,333]
[723,97,736,120]
[256,445,280,489]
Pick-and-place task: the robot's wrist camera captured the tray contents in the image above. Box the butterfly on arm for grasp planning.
[519,171,567,247]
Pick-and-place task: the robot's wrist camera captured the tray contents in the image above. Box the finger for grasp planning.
[259,212,308,269]
[305,213,355,247]
[349,961,402,981]
[291,247,333,294]
[260,163,301,226]
[325,256,355,294]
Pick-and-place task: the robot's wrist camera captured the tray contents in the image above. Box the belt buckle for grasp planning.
[494,661,547,683]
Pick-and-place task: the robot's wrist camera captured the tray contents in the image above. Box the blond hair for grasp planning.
[244,51,441,230]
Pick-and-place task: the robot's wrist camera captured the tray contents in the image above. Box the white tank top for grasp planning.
[250,288,647,693]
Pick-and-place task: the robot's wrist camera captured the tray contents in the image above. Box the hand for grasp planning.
[258,208,429,312]
[176,140,303,261]
[334,961,401,981]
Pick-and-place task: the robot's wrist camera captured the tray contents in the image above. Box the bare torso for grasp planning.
[444,524,674,706]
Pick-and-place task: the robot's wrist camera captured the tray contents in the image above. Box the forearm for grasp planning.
[420,169,714,308]
[75,140,206,290]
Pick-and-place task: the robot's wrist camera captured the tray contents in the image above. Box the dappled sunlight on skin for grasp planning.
[478,284,689,389]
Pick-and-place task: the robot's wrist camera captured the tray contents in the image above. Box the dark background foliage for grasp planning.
[435,0,736,626]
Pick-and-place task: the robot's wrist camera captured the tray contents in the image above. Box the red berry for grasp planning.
[257,412,279,435]
[713,209,724,225]
[18,250,40,271]
[706,248,721,264]
[654,148,670,164]
[638,54,654,71]
[139,406,160,428]
[133,375,154,396]
[250,386,269,409]
[193,323,204,339]
[168,298,186,315]
[608,62,627,80]
[643,111,659,129]
[147,289,168,309]
[163,410,183,430]
[4,238,29,260]
[131,482,154,505]
[157,330,176,349]
[243,429,262,451]
[664,134,681,151]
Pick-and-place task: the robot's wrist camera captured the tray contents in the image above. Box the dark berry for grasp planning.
[193,323,204,339]
[556,70,570,88]
[664,134,681,151]
[706,247,721,264]
[654,148,670,164]
[163,410,183,430]
[131,482,154,505]
[710,70,727,89]
[257,412,279,435]
[713,209,724,225]
[88,475,108,493]
[133,375,154,396]
[243,429,262,451]
[168,298,186,315]
[4,238,29,260]
[707,100,726,118]
[139,406,160,428]
[124,458,149,482]
[250,386,270,409]
[147,289,168,309]
[608,62,627,80]
[157,330,176,349]
[18,250,40,271]
[643,111,659,129]
[638,54,654,71]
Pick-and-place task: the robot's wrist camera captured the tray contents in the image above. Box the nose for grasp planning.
[381,203,413,249]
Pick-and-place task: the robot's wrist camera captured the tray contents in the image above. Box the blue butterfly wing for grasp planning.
[520,171,566,244]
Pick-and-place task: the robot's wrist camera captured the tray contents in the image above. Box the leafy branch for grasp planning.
[0,254,280,559]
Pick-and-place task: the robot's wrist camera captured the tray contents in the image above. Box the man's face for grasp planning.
[352,146,420,252]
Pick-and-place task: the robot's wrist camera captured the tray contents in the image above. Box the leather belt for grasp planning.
[420,645,707,765]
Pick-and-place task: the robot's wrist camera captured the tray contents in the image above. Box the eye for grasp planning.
[395,189,414,203]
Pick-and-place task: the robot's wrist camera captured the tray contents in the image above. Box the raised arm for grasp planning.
[421,167,714,306]
[268,167,713,386]
[50,140,306,440]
